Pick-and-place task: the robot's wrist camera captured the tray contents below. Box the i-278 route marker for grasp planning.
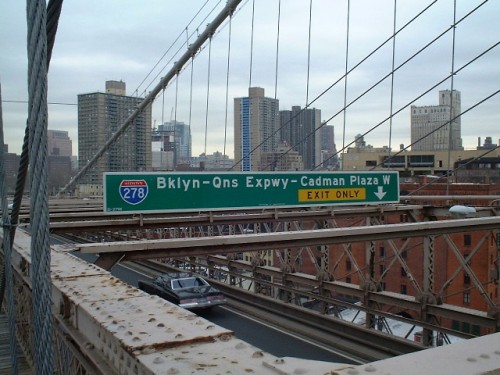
[104,171,399,213]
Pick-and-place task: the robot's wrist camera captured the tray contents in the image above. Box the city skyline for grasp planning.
[1,1,498,158]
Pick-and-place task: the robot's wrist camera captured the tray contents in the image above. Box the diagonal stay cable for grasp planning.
[58,0,243,196]
[402,144,500,196]
[138,0,224,98]
[132,0,213,97]
[312,0,491,170]
[366,40,500,171]
[314,36,498,171]
[231,0,440,171]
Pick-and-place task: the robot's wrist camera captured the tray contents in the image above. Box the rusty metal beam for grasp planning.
[49,205,425,233]
[78,216,500,261]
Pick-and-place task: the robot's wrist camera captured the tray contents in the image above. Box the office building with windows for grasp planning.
[280,105,321,170]
[77,80,152,196]
[411,89,463,151]
[153,121,192,166]
[234,87,280,171]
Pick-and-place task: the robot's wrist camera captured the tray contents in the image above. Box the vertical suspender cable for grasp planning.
[132,0,211,97]
[248,0,256,88]
[223,15,233,159]
[446,0,457,195]
[187,27,194,165]
[26,0,55,373]
[188,57,195,163]
[341,0,351,170]
[59,0,243,195]
[204,37,213,157]
[388,0,397,160]
[305,0,313,105]
[174,73,179,167]
[305,0,313,168]
[161,88,165,126]
[274,0,281,100]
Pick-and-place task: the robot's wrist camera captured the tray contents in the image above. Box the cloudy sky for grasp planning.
[1,0,498,158]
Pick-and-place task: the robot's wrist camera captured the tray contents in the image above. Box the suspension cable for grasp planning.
[223,14,233,159]
[248,0,256,88]
[26,0,55,372]
[132,0,214,97]
[204,37,213,157]
[174,72,179,167]
[242,0,441,172]
[341,0,351,170]
[320,41,499,170]
[305,0,313,106]
[405,144,500,196]
[59,0,243,194]
[388,0,397,161]
[274,0,281,100]
[0,1,63,372]
[188,56,195,163]
[446,0,458,195]
[309,1,489,171]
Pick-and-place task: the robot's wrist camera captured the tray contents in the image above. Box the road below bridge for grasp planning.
[73,251,361,364]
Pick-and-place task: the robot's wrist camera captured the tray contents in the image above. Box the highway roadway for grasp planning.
[73,251,359,365]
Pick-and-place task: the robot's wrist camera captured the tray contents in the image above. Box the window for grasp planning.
[400,285,407,295]
[464,272,471,284]
[401,250,408,259]
[379,246,385,258]
[464,292,471,304]
[379,264,385,275]
[408,155,434,167]
[346,259,352,271]
[346,277,351,284]
[401,267,407,277]
[464,234,472,246]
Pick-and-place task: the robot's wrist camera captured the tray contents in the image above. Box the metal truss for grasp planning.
[48,203,500,344]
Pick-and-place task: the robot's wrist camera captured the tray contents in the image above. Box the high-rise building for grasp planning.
[260,142,304,171]
[411,89,463,151]
[234,87,280,171]
[77,80,152,195]
[47,129,72,157]
[319,125,339,170]
[46,130,73,194]
[280,105,321,170]
[2,144,20,194]
[153,121,192,165]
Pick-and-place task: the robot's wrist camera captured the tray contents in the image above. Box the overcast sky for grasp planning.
[1,0,498,158]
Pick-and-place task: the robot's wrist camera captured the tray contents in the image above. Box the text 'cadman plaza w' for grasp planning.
[104,171,400,213]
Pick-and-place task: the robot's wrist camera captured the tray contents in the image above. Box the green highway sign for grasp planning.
[103,171,400,213]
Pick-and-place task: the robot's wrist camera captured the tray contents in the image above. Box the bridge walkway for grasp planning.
[0,313,32,375]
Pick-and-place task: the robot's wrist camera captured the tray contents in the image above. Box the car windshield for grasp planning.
[171,277,207,290]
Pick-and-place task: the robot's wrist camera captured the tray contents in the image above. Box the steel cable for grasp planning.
[0,1,62,373]
[341,0,351,170]
[223,14,233,160]
[26,0,55,373]
[232,0,441,171]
